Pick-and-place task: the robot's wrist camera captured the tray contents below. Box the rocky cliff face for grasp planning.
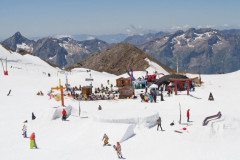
[32,37,68,67]
[140,28,240,74]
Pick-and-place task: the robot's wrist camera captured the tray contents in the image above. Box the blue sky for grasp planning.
[0,0,239,38]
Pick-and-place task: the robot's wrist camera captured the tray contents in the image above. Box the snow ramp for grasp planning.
[52,105,72,120]
[93,108,159,128]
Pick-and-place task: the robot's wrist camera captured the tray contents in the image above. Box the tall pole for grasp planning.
[176,56,179,74]
[179,102,182,124]
[65,73,68,86]
[59,79,65,107]
[78,100,81,117]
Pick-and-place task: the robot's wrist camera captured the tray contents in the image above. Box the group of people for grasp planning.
[102,134,123,159]
[36,91,44,96]
[21,112,38,149]
[22,109,67,150]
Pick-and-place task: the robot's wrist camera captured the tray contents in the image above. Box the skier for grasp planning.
[32,112,36,120]
[30,132,38,149]
[62,108,67,121]
[157,117,163,131]
[187,109,190,122]
[22,124,27,138]
[114,142,123,158]
[102,133,110,146]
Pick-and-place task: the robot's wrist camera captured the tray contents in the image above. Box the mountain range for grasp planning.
[1,32,109,68]
[140,28,240,74]
[1,28,240,74]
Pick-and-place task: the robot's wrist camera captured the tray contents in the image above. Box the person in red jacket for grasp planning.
[62,109,67,121]
[30,132,38,149]
[113,142,123,158]
[187,109,190,122]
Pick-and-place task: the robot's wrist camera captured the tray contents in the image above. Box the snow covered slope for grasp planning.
[0,44,240,160]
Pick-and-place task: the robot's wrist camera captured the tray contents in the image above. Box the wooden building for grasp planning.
[116,77,131,87]
[81,86,92,97]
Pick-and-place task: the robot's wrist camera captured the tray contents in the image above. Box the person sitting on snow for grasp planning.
[102,133,110,146]
[208,92,214,101]
[32,112,36,120]
[62,109,67,121]
[98,105,102,111]
[30,132,38,149]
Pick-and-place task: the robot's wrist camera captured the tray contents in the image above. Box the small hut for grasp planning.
[116,77,131,87]
[82,86,92,97]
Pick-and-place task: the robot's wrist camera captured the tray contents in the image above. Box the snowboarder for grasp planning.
[30,132,38,149]
[187,109,190,122]
[22,124,27,138]
[157,117,163,131]
[208,92,214,101]
[32,112,36,120]
[114,142,123,158]
[62,109,67,121]
[102,133,110,146]
[98,105,102,111]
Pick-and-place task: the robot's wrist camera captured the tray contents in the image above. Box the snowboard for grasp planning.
[174,130,183,134]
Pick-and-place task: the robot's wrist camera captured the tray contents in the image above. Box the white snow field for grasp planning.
[1,44,240,160]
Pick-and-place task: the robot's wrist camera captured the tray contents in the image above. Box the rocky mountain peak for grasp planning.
[14,31,22,37]
[1,32,35,52]
[72,43,171,75]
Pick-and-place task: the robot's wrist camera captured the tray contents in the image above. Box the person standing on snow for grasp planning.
[102,133,110,146]
[30,132,38,149]
[187,109,190,122]
[62,109,67,121]
[113,142,123,158]
[157,117,163,131]
[22,124,27,138]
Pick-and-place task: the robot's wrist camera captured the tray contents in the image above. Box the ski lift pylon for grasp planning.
[0,58,8,76]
